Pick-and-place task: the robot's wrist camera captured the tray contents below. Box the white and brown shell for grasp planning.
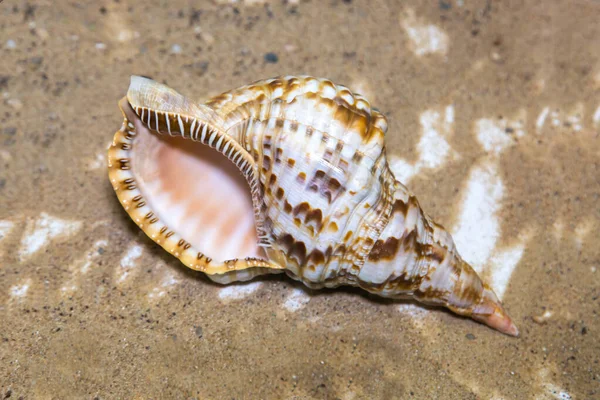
[108,75,518,336]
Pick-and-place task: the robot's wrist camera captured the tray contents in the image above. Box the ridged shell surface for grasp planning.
[207,77,395,288]
[108,75,518,336]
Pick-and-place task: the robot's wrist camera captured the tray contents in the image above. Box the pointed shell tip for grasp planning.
[476,306,519,337]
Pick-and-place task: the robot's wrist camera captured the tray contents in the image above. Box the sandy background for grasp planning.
[1,0,599,398]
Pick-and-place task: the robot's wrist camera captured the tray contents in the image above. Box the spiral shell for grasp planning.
[108,75,518,336]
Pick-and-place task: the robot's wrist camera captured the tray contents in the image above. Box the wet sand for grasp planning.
[1,1,599,398]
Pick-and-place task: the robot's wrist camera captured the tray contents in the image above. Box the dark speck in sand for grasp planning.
[264,52,278,63]
[189,8,202,26]
[466,333,476,340]
[439,0,452,10]
[195,326,203,338]
[184,61,210,76]
[29,57,43,67]
[4,127,17,136]
[0,76,9,90]
[24,4,36,21]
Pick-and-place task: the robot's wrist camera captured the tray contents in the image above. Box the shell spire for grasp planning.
[108,75,518,336]
[443,258,518,336]
[356,180,518,336]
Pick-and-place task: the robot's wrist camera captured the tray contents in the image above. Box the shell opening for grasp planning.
[119,98,265,263]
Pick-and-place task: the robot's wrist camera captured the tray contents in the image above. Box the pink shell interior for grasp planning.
[122,102,264,262]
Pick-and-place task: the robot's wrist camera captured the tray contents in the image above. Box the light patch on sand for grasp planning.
[0,220,15,241]
[339,390,357,400]
[536,368,572,400]
[117,29,140,42]
[544,388,572,400]
[9,279,31,299]
[564,103,584,131]
[104,9,141,43]
[79,260,93,275]
[0,219,16,259]
[533,310,553,324]
[103,10,139,43]
[487,232,531,299]
[475,111,526,155]
[60,282,78,295]
[148,269,179,300]
[101,11,144,62]
[60,239,107,295]
[115,244,143,284]
[388,105,457,183]
[397,303,429,318]
[282,288,311,312]
[452,160,529,298]
[387,156,417,183]
[418,106,456,168]
[0,149,12,163]
[452,162,504,270]
[401,9,449,57]
[396,303,432,329]
[574,220,592,250]
[538,104,585,132]
[397,303,433,331]
[87,153,105,170]
[87,241,106,261]
[552,219,564,241]
[19,213,83,262]
[218,281,262,301]
[593,105,600,126]
[451,113,532,295]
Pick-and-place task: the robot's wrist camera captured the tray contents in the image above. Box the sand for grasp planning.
[0,0,599,398]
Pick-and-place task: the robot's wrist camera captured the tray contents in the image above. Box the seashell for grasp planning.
[108,75,518,336]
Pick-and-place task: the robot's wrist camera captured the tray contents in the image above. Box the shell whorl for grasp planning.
[108,75,518,335]
[206,76,395,286]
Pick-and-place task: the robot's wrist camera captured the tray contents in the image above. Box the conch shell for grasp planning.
[108,75,518,336]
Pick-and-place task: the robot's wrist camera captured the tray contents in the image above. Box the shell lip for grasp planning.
[108,96,283,280]
[122,76,272,248]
